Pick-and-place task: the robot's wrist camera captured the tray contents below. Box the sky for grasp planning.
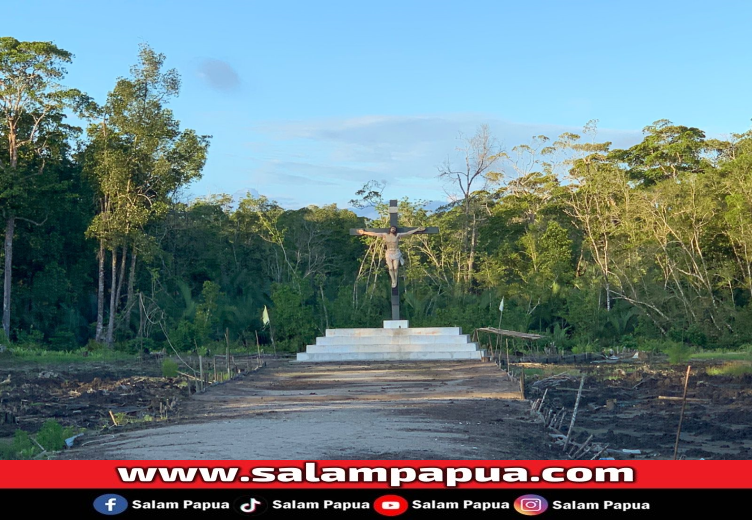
[5,0,752,211]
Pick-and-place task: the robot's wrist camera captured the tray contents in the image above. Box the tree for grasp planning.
[438,124,502,285]
[0,37,91,339]
[84,43,210,346]
[609,119,708,186]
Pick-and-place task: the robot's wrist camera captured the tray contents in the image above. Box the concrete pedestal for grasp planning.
[296,321,485,362]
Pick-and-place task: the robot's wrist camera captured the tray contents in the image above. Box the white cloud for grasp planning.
[194,113,643,209]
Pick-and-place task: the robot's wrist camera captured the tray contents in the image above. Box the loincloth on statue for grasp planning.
[385,249,405,265]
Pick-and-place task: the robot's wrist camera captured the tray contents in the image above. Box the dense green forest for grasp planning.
[3,37,752,358]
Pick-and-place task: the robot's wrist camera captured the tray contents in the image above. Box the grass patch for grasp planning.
[705,362,752,377]
[691,350,752,362]
[4,347,134,365]
[0,420,82,460]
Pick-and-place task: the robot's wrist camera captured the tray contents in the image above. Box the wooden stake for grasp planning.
[673,365,692,460]
[563,374,585,451]
[538,388,548,412]
[269,321,277,356]
[199,355,204,392]
[109,410,118,426]
[506,338,511,379]
[571,434,594,459]
[225,328,231,381]
[255,330,262,368]
[590,443,609,460]
[519,368,525,399]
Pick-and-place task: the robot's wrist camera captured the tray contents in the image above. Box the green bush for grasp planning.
[14,328,44,348]
[116,337,158,355]
[0,442,15,460]
[571,341,600,354]
[47,330,78,351]
[36,419,69,451]
[161,358,179,378]
[11,430,35,459]
[663,341,692,364]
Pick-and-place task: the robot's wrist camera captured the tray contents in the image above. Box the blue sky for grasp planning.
[6,0,752,210]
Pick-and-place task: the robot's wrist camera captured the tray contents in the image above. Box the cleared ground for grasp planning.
[2,354,750,460]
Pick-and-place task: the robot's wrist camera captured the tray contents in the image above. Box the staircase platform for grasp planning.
[296,321,486,362]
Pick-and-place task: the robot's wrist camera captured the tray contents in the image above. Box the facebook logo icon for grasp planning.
[93,494,128,515]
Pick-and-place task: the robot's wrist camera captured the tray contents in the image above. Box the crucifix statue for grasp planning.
[351,199,439,320]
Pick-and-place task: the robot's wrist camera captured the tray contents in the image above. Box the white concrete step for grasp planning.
[296,350,487,362]
[325,327,462,337]
[305,343,481,353]
[316,335,472,346]
[297,321,485,362]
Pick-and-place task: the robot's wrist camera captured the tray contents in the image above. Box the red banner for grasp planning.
[0,460,750,489]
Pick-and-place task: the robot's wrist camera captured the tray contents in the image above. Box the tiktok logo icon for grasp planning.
[241,498,263,513]
[93,494,129,515]
[233,496,268,516]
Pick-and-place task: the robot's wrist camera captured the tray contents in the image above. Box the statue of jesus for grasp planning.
[357,225,426,287]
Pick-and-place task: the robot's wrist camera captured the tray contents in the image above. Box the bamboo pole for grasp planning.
[571,434,594,459]
[255,330,262,368]
[590,443,609,460]
[536,388,549,412]
[225,328,231,381]
[673,365,692,460]
[506,338,511,378]
[563,374,586,451]
[199,355,204,392]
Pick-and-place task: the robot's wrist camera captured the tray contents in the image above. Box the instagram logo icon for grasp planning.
[514,494,549,515]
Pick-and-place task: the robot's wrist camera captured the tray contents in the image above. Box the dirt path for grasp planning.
[53,359,561,460]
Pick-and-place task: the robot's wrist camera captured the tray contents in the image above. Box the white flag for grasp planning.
[499,298,504,312]
[262,305,270,327]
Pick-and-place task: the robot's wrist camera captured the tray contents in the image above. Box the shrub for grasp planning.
[36,419,68,451]
[663,341,692,364]
[571,341,599,354]
[11,430,35,459]
[161,358,179,378]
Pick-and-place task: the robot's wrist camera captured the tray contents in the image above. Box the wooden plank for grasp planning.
[658,396,708,402]
[475,327,545,340]
[350,226,439,235]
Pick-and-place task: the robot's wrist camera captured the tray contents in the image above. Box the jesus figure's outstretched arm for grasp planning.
[397,226,426,237]
[355,229,386,237]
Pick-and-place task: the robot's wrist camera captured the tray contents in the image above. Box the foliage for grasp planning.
[2,38,752,353]
[11,430,35,460]
[36,419,76,451]
[0,420,79,460]
[704,362,752,377]
[161,358,179,378]
[269,282,317,352]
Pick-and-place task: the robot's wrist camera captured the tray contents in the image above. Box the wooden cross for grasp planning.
[350,199,439,320]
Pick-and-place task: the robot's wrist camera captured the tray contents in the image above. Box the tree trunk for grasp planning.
[467,213,477,285]
[114,243,127,315]
[319,285,329,330]
[106,247,118,347]
[2,216,15,340]
[125,249,138,328]
[95,239,106,343]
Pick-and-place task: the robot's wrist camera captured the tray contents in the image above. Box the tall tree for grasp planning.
[0,37,90,339]
[438,124,502,285]
[84,43,210,346]
[609,119,708,186]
